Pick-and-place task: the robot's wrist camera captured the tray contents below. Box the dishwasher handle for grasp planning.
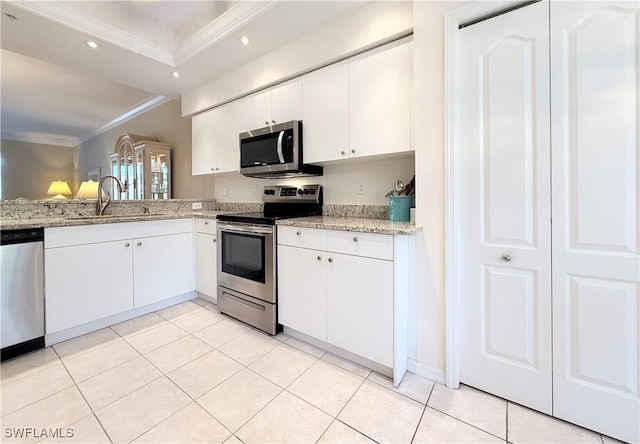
[1,228,44,246]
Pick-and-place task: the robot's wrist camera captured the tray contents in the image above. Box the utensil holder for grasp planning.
[389,196,414,222]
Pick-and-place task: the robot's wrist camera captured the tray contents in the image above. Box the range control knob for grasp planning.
[309,189,316,195]
[297,189,303,195]
[303,189,310,195]
[269,189,276,195]
[264,190,269,195]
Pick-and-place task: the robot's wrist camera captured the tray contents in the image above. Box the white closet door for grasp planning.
[551,2,640,442]
[459,1,552,414]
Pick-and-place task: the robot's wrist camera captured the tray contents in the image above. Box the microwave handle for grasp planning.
[276,131,285,164]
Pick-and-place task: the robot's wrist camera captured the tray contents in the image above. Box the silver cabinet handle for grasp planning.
[215,167,220,171]
[210,167,214,171]
[351,149,356,154]
[317,256,322,261]
[265,120,269,125]
[272,120,276,124]
[328,258,333,263]
[296,231,301,236]
[213,238,217,243]
[125,242,130,247]
[503,254,512,262]
[137,241,142,246]
[353,236,358,242]
[204,221,209,225]
[341,151,346,155]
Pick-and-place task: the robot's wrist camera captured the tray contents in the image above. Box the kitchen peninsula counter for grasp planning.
[276,216,420,235]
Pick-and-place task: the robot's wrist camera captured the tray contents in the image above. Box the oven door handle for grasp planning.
[217,224,273,236]
[276,131,285,164]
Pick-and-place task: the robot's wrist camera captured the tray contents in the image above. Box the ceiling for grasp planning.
[0,1,367,147]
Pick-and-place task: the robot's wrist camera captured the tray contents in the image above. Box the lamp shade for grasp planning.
[47,180,72,200]
[74,180,103,200]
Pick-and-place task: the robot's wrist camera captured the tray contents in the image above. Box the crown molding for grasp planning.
[173,1,279,65]
[11,0,279,67]
[76,95,171,146]
[10,0,174,65]
[0,131,79,148]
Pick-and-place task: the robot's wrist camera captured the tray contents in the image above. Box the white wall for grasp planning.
[214,155,415,205]
[1,139,75,199]
[412,1,468,379]
[182,1,413,116]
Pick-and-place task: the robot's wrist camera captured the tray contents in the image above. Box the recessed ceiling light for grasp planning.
[240,36,250,45]
[171,71,180,78]
[85,41,99,49]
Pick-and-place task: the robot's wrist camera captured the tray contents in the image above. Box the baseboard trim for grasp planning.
[45,292,197,346]
[407,359,446,385]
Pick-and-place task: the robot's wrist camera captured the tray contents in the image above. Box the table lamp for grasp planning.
[47,180,72,200]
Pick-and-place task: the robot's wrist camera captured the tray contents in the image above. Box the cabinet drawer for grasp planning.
[277,226,325,250]
[326,230,393,261]
[195,218,216,234]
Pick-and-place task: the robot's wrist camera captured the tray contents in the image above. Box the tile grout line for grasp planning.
[410,382,436,443]
[426,404,508,442]
[365,371,434,405]
[51,347,114,444]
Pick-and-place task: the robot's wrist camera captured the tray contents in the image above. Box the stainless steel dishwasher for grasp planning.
[1,228,45,361]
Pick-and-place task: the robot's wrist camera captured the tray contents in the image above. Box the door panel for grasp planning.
[459,0,552,414]
[551,2,640,442]
[482,266,536,368]
[482,38,536,247]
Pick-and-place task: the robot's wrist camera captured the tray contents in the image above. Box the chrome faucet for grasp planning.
[97,175,126,216]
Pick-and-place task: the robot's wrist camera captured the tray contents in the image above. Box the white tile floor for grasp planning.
[0,299,622,444]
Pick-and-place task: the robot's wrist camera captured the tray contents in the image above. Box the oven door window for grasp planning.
[240,129,294,168]
[221,231,265,283]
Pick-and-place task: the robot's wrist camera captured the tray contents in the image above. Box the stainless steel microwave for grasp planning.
[239,120,322,178]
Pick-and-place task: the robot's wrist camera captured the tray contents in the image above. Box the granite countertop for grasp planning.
[0,211,229,230]
[276,216,420,235]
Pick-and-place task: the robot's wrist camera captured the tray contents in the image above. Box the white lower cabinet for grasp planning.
[195,219,217,298]
[45,240,134,334]
[278,245,327,340]
[326,252,394,367]
[45,219,194,334]
[133,232,194,307]
[278,226,412,385]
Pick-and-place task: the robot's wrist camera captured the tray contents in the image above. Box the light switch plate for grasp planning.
[221,187,228,197]
[192,202,203,210]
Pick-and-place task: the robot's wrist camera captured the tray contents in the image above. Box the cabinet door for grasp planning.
[195,232,217,298]
[210,104,239,174]
[192,109,216,175]
[349,39,412,158]
[551,2,640,442]
[302,61,350,163]
[45,241,133,334]
[327,252,393,367]
[133,233,194,307]
[278,245,327,341]
[240,90,272,130]
[271,78,302,124]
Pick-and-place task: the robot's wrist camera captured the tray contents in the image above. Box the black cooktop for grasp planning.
[217,185,322,226]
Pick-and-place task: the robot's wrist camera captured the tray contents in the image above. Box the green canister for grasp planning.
[388,196,414,222]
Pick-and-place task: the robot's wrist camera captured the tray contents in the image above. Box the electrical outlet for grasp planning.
[192,202,203,210]
[357,180,366,195]
[221,187,228,197]
[250,185,257,196]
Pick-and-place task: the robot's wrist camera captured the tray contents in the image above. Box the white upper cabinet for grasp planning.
[243,79,303,130]
[192,109,216,175]
[302,61,350,163]
[271,79,303,125]
[349,38,413,158]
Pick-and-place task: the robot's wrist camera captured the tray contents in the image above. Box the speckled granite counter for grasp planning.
[276,216,420,235]
[0,211,230,230]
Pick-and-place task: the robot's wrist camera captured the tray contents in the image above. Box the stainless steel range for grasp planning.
[216,185,322,334]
